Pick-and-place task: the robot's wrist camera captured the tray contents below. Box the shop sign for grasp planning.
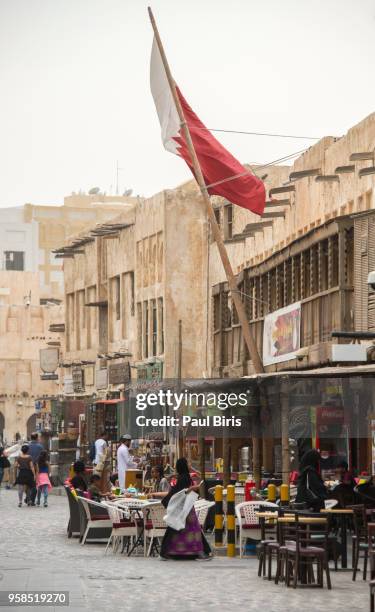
[96,368,108,390]
[35,400,51,412]
[40,348,59,373]
[64,377,74,394]
[36,412,52,432]
[136,361,163,381]
[72,366,84,393]
[108,362,131,386]
[84,366,95,387]
[41,373,58,381]
[263,302,301,366]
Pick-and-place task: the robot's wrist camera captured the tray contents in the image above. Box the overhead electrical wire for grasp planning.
[196,126,320,140]
[206,147,308,190]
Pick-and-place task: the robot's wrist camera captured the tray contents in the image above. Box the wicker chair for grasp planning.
[77,497,112,545]
[102,501,139,554]
[143,503,167,557]
[64,486,81,538]
[194,499,215,530]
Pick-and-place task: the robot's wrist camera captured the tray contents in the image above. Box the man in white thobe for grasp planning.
[117,434,137,489]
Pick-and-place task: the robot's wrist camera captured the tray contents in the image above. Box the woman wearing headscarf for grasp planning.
[160,457,211,560]
[295,449,328,511]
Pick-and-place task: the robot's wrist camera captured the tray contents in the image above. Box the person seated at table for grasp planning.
[70,460,87,492]
[88,474,115,502]
[295,449,328,511]
[329,460,356,508]
[160,457,211,560]
[163,462,174,475]
[109,472,119,487]
[146,465,170,499]
[335,460,355,487]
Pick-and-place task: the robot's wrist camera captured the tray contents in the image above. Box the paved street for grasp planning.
[0,488,369,612]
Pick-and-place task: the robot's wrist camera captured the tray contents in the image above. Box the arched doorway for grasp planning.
[0,412,4,445]
[26,414,37,439]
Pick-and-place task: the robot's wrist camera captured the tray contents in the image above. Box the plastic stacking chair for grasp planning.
[235,501,278,559]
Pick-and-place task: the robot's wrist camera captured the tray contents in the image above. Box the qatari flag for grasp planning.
[150,38,265,216]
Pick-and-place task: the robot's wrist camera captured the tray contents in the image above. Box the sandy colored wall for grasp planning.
[0,271,63,441]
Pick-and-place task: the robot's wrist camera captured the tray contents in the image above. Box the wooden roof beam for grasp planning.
[315,174,340,182]
[335,164,355,174]
[265,199,291,208]
[85,300,108,307]
[261,211,285,219]
[269,185,296,197]
[359,166,375,178]
[289,168,321,181]
[349,152,374,161]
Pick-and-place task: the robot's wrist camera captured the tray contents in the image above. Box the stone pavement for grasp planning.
[0,488,369,612]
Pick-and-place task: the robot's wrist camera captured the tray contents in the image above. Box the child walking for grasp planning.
[36,451,52,507]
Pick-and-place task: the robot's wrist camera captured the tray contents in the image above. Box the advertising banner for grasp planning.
[263,301,301,365]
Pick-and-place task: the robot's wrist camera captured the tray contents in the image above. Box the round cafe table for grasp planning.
[321,508,354,569]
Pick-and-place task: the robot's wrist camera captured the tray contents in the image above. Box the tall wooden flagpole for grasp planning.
[148,7,264,374]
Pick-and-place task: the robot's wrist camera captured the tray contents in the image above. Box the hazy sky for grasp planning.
[1,0,375,207]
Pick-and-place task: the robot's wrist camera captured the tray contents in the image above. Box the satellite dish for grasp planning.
[123,189,133,197]
[88,187,100,195]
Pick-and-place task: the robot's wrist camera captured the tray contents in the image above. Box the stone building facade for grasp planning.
[0,193,136,302]
[0,193,136,442]
[0,272,62,442]
[59,111,375,390]
[61,181,210,403]
[209,113,375,376]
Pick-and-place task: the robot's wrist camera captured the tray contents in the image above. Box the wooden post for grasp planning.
[176,319,182,461]
[280,378,290,489]
[252,430,261,489]
[177,319,182,383]
[198,431,206,498]
[148,7,264,375]
[223,428,231,487]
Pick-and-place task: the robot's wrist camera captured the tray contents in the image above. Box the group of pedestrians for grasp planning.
[14,433,52,508]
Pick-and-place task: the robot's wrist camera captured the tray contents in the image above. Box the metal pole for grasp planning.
[214,484,224,547]
[226,484,236,557]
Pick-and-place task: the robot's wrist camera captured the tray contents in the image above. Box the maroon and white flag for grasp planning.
[150,38,265,216]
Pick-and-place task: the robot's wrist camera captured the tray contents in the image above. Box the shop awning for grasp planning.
[94,399,125,404]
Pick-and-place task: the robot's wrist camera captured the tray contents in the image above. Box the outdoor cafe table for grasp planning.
[113,498,158,556]
[321,508,354,569]
[255,512,328,541]
[255,511,279,539]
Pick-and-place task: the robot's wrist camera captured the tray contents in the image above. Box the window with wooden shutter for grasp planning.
[354,216,370,331]
[368,215,375,330]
